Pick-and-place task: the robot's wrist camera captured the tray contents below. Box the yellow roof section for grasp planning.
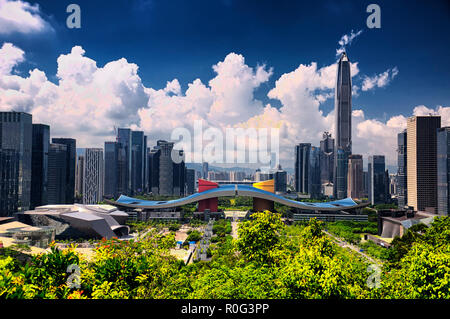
[252,179,275,193]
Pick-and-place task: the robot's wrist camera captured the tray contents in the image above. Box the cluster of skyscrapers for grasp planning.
[295,53,390,205]
[1,52,448,217]
[0,112,79,216]
[103,132,195,199]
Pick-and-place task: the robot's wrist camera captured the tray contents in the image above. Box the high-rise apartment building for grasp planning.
[406,116,441,212]
[397,130,407,208]
[0,112,32,215]
[347,154,363,199]
[157,140,174,196]
[334,52,352,199]
[83,148,104,204]
[48,143,68,204]
[437,127,450,215]
[30,124,49,209]
[52,138,76,204]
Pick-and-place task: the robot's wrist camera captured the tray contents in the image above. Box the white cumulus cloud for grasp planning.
[362,67,399,91]
[0,0,53,35]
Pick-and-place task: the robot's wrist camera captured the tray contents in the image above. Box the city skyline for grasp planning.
[0,1,448,169]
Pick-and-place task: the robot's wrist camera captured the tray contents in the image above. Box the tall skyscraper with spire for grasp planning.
[334,52,352,199]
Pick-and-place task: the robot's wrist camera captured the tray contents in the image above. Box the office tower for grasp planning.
[131,131,145,194]
[308,146,321,198]
[363,171,369,198]
[397,130,407,208]
[334,52,352,199]
[335,148,348,199]
[104,141,118,198]
[83,148,104,204]
[295,143,320,198]
[437,127,450,215]
[75,155,84,200]
[173,150,186,196]
[48,143,68,204]
[30,124,49,209]
[347,154,363,199]
[157,140,174,196]
[0,149,19,216]
[148,147,160,194]
[407,116,441,212]
[143,136,148,193]
[274,165,287,193]
[368,155,387,205]
[52,138,76,204]
[295,143,310,193]
[202,162,209,179]
[320,132,334,184]
[117,128,132,195]
[186,168,196,195]
[0,112,32,215]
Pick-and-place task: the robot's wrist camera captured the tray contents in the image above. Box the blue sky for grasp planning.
[13,0,449,119]
[0,0,449,168]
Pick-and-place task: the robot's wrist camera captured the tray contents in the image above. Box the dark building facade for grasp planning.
[274,165,287,193]
[397,130,407,208]
[437,127,450,215]
[173,150,186,196]
[0,112,32,215]
[202,162,209,179]
[368,155,387,205]
[148,147,160,194]
[407,116,441,212]
[186,168,196,195]
[0,149,19,216]
[334,52,352,199]
[104,141,118,199]
[131,131,145,194]
[295,143,310,194]
[295,143,320,198]
[48,143,68,204]
[30,124,50,209]
[320,131,334,185]
[117,128,132,196]
[51,138,76,204]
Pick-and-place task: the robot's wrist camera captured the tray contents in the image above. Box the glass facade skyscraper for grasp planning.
[31,124,50,209]
[437,127,450,215]
[0,112,32,215]
[52,138,76,204]
[104,141,118,199]
[117,128,132,196]
[397,130,407,208]
[319,131,334,185]
[48,143,68,204]
[368,155,387,205]
[131,131,145,194]
[295,143,320,198]
[334,52,352,199]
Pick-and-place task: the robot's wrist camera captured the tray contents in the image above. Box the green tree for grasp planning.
[236,211,285,265]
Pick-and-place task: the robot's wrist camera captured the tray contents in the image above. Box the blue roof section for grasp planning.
[112,184,361,211]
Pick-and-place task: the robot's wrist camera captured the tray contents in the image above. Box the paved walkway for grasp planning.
[322,230,382,266]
